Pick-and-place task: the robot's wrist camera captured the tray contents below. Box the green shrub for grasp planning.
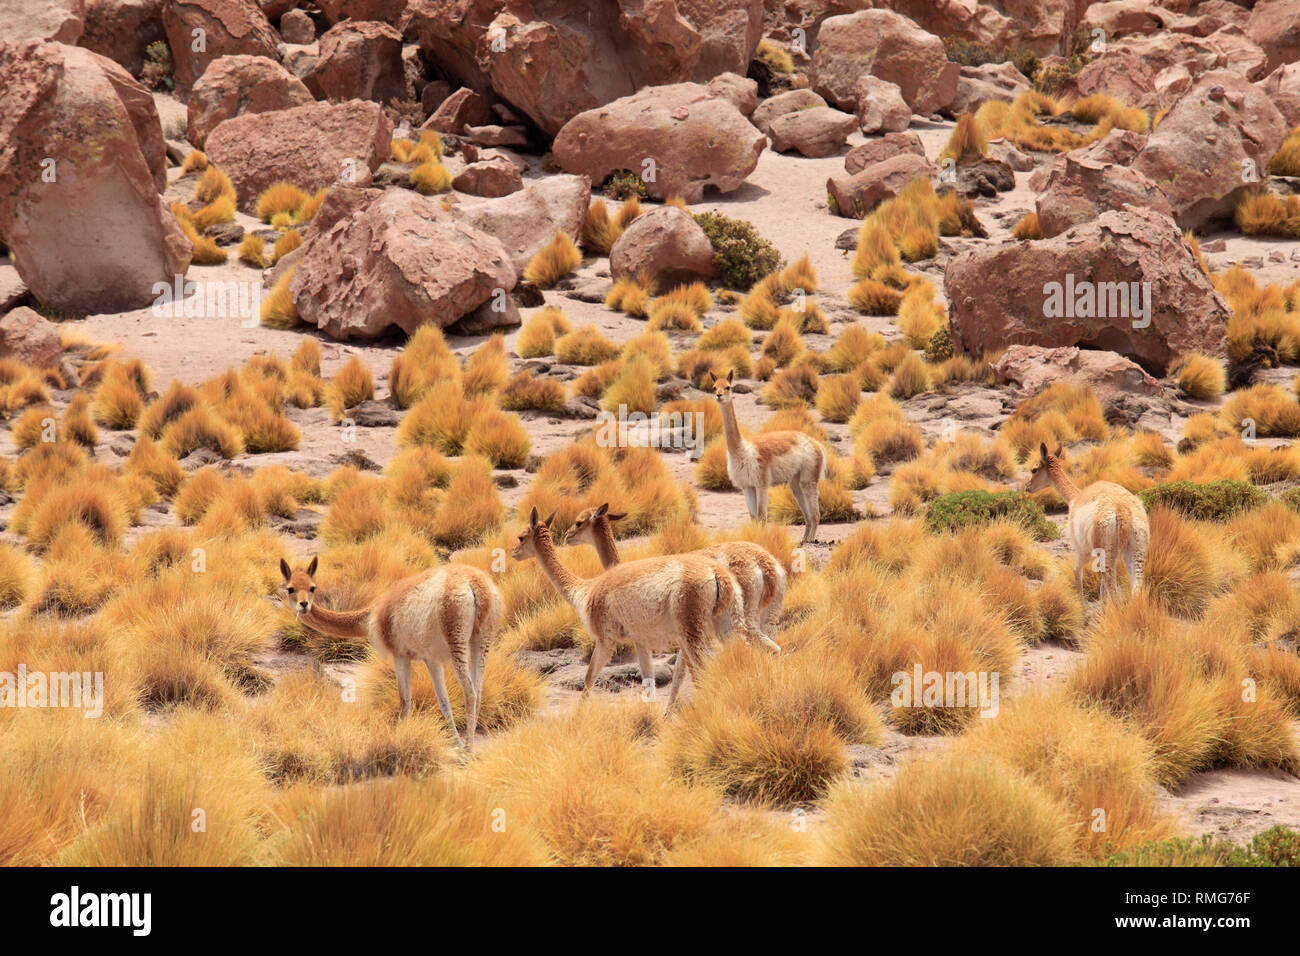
[141,40,172,91]
[693,212,783,291]
[1101,826,1300,867]
[924,324,953,363]
[1138,480,1266,522]
[924,490,1059,542]
[601,170,648,201]
[941,37,1039,81]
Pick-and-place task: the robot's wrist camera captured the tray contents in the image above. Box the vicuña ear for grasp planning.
[306,555,318,577]
[1053,444,1064,458]
[703,373,713,389]
[726,368,734,384]
[595,502,609,517]
[543,510,557,528]
[1039,442,1049,462]
[607,511,628,522]
[280,558,292,582]
[529,507,539,529]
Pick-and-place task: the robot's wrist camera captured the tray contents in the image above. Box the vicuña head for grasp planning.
[568,502,626,547]
[279,556,318,615]
[709,368,736,404]
[1024,442,1063,494]
[512,507,557,560]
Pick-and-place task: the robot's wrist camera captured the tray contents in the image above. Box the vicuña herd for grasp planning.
[280,380,1150,749]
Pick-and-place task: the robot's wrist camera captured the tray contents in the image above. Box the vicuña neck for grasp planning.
[301,604,372,640]
[719,400,744,455]
[1047,461,1081,504]
[532,529,582,605]
[590,519,622,569]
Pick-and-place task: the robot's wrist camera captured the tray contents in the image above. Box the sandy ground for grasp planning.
[9,91,1299,847]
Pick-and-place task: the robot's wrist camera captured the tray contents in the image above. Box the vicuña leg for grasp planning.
[800,479,820,544]
[426,660,463,746]
[1127,534,1148,598]
[450,657,477,749]
[635,644,656,701]
[757,486,769,522]
[582,639,615,693]
[742,486,760,520]
[393,656,413,718]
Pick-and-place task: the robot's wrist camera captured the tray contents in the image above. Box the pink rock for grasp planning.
[304,19,406,105]
[1028,129,1148,192]
[855,74,912,134]
[811,9,959,114]
[464,124,529,147]
[945,62,1028,117]
[420,78,451,116]
[0,306,64,367]
[1247,0,1300,76]
[278,8,315,44]
[1035,154,1174,238]
[844,132,926,175]
[1257,63,1300,129]
[81,0,164,74]
[609,205,716,286]
[767,106,857,158]
[290,189,518,340]
[423,87,493,135]
[3,0,85,43]
[187,54,313,147]
[987,138,1034,172]
[552,82,764,204]
[318,0,407,23]
[706,72,759,116]
[452,158,523,198]
[1131,70,1287,231]
[161,0,281,99]
[945,206,1229,374]
[751,89,826,136]
[204,99,393,214]
[827,152,931,219]
[449,175,590,272]
[87,49,169,192]
[0,41,190,314]
[1066,49,1156,106]
[1080,1,1162,39]
[991,345,1163,403]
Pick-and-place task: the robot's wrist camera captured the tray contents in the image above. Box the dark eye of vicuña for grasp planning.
[287,587,294,594]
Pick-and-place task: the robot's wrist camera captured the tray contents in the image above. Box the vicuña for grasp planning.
[711,368,828,544]
[511,508,746,709]
[1024,442,1149,603]
[568,502,785,651]
[279,556,501,749]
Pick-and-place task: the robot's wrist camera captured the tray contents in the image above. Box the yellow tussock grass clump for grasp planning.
[939,113,987,164]
[194,166,235,205]
[1012,211,1043,240]
[180,150,208,174]
[410,159,452,195]
[259,269,299,329]
[554,325,619,365]
[237,234,266,268]
[1169,352,1226,400]
[500,369,566,412]
[580,198,624,255]
[329,356,374,413]
[271,229,302,264]
[523,231,582,288]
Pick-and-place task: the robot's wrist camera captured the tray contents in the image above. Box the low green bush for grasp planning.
[1138,480,1266,522]
[924,489,1058,542]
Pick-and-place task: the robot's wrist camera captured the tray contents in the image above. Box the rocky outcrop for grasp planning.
[767,106,857,157]
[0,306,64,367]
[827,152,931,219]
[811,9,959,115]
[0,41,190,314]
[844,131,925,175]
[1131,70,1287,231]
[161,0,281,99]
[1035,155,1174,238]
[944,62,1029,117]
[1257,63,1300,129]
[751,89,826,136]
[552,83,764,203]
[204,99,393,213]
[290,189,519,340]
[991,345,1164,403]
[186,54,313,147]
[449,174,590,272]
[944,207,1229,373]
[304,19,406,105]
[81,0,164,74]
[854,75,912,134]
[1247,0,1300,77]
[4,0,85,43]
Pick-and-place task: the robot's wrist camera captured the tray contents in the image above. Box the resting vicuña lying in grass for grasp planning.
[511,507,745,710]
[1025,443,1149,604]
[711,369,827,544]
[279,556,502,749]
[568,502,785,651]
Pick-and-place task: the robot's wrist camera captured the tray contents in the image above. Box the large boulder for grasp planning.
[0,306,64,367]
[827,152,931,219]
[876,0,1092,57]
[0,41,190,314]
[1065,49,1156,106]
[552,83,764,203]
[81,0,165,74]
[290,189,519,340]
[186,54,313,147]
[304,19,406,105]
[204,99,393,214]
[1131,70,1287,231]
[751,89,826,136]
[1247,0,1300,77]
[1028,128,1147,192]
[812,10,959,115]
[1109,27,1270,85]
[609,205,717,285]
[991,345,1163,404]
[88,49,168,192]
[944,62,1029,117]
[402,0,764,136]
[2,0,85,43]
[423,86,493,134]
[854,74,912,134]
[449,174,590,272]
[1257,63,1300,130]
[161,0,281,99]
[944,207,1228,373]
[844,131,925,175]
[451,158,522,198]
[318,0,408,22]
[1035,154,1174,238]
[767,106,857,157]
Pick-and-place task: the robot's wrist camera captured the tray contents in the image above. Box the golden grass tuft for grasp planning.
[1012,211,1043,240]
[259,269,299,329]
[523,232,582,288]
[939,113,988,164]
[554,325,619,365]
[255,181,308,222]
